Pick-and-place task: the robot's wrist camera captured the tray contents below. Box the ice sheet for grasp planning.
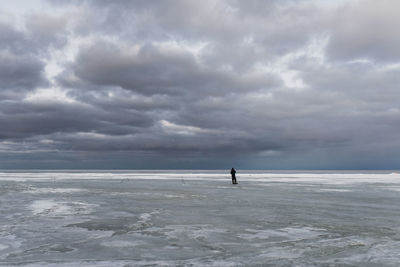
[0,170,399,185]
[1,170,400,266]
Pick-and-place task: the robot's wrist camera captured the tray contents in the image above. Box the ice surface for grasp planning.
[29,200,95,216]
[101,240,146,248]
[238,227,326,241]
[26,188,87,194]
[1,170,400,266]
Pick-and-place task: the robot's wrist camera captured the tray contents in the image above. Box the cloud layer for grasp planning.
[1,0,400,169]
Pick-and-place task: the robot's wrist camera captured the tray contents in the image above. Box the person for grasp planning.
[230,168,237,184]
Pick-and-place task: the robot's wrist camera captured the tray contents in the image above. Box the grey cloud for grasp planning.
[63,41,280,96]
[0,15,66,55]
[0,23,45,94]
[0,22,28,53]
[327,0,400,61]
[0,15,67,95]
[25,13,68,51]
[64,0,319,58]
[2,0,400,169]
[0,98,156,140]
[0,52,46,91]
[0,102,97,139]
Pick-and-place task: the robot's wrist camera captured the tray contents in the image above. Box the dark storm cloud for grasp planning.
[0,101,96,139]
[0,23,46,93]
[62,41,280,97]
[2,0,400,169]
[0,52,45,91]
[0,95,156,140]
[0,14,67,95]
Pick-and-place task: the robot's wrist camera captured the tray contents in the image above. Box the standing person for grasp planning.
[230,168,237,184]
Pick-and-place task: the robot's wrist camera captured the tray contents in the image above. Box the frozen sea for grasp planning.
[1,170,400,266]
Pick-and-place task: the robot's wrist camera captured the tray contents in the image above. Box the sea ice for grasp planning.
[1,170,400,266]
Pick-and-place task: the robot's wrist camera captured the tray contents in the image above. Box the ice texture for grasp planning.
[1,170,400,266]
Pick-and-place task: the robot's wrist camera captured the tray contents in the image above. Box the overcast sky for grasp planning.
[1,0,400,169]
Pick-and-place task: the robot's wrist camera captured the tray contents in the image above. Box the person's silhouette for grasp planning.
[230,168,237,184]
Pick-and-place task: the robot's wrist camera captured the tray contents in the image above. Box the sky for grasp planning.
[1,0,400,170]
